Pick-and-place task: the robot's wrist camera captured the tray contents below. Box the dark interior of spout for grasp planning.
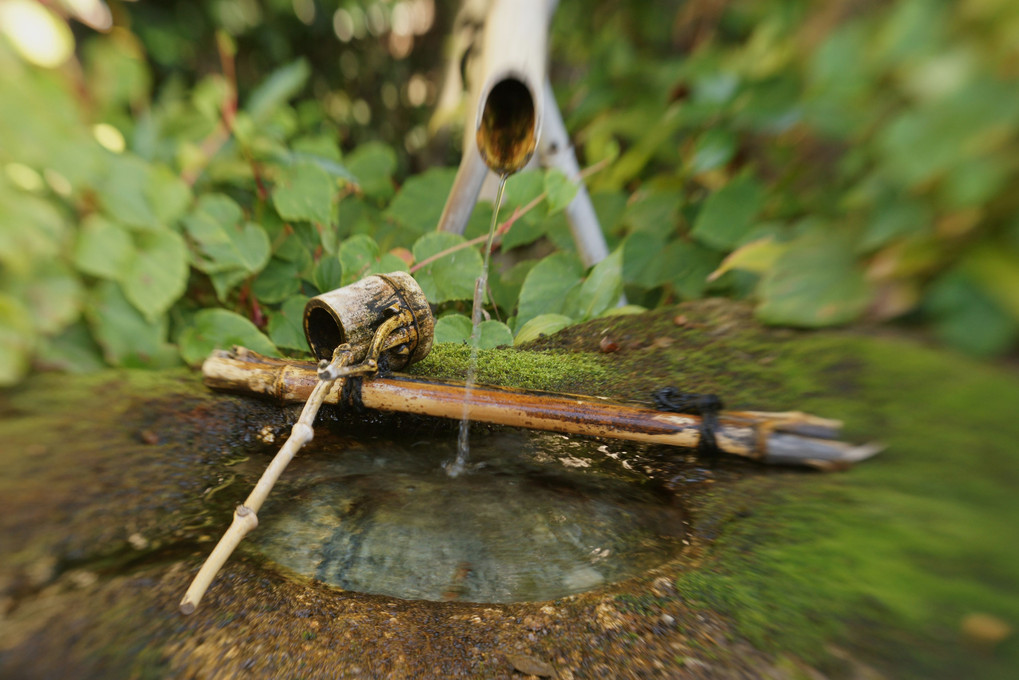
[476,77,536,175]
[305,306,344,361]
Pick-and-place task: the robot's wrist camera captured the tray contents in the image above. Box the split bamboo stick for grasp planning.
[180,347,352,615]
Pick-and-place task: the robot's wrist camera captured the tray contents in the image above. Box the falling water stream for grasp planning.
[446,174,509,477]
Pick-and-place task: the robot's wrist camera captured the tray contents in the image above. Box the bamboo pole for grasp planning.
[179,347,352,615]
[537,79,609,268]
[202,348,880,469]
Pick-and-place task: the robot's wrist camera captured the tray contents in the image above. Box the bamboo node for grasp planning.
[291,422,313,443]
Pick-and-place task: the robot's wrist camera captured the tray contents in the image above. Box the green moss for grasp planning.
[672,332,1019,679]
[407,343,610,393]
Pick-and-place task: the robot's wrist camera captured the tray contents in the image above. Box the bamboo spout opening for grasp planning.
[304,305,345,361]
[476,77,537,175]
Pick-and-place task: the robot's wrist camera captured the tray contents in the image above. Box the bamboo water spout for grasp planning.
[437,0,556,238]
[471,0,554,174]
[434,0,615,268]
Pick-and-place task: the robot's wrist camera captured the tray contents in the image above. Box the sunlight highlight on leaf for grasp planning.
[92,123,125,153]
[0,0,74,68]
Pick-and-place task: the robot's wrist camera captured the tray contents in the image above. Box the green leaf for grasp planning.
[733,75,801,133]
[74,214,135,280]
[146,164,192,225]
[286,152,356,183]
[462,201,494,241]
[184,195,270,293]
[205,271,247,303]
[97,155,162,230]
[544,169,578,216]
[476,320,514,349]
[515,252,584,330]
[860,199,932,252]
[499,210,547,251]
[123,228,189,322]
[600,105,684,190]
[708,237,786,282]
[514,314,573,345]
[501,170,545,218]
[757,232,872,327]
[411,232,482,304]
[178,308,277,365]
[601,304,648,317]
[591,191,629,238]
[875,79,1019,189]
[572,249,623,320]
[86,281,176,368]
[290,133,342,161]
[192,74,231,123]
[498,170,547,249]
[334,195,370,242]
[366,252,410,277]
[942,157,1009,210]
[665,240,724,300]
[339,234,381,285]
[38,322,106,374]
[272,161,334,224]
[434,314,473,344]
[312,255,343,293]
[18,263,82,334]
[227,222,271,272]
[623,189,681,241]
[245,59,311,123]
[0,293,34,386]
[275,226,316,272]
[193,192,244,229]
[384,167,457,236]
[622,231,669,289]
[268,295,310,351]
[82,34,152,111]
[347,142,397,200]
[253,257,303,304]
[925,269,1018,357]
[0,189,67,272]
[962,247,1019,322]
[691,174,765,250]
[875,0,948,65]
[489,259,536,313]
[690,129,736,174]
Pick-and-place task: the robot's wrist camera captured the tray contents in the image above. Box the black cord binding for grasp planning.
[653,386,724,462]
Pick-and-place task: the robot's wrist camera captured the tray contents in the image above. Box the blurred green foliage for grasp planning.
[1,0,1018,386]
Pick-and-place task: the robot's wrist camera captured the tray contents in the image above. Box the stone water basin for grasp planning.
[1,368,759,679]
[250,427,687,604]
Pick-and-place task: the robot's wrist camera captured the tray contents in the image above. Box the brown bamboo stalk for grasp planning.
[202,348,880,469]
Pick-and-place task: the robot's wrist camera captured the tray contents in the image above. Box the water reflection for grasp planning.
[249,428,687,603]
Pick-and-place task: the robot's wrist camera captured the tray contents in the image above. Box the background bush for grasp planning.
[1,0,1018,386]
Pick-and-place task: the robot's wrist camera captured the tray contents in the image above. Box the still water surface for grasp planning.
[249,427,687,603]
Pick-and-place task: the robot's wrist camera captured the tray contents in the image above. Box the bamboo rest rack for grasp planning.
[203,347,881,470]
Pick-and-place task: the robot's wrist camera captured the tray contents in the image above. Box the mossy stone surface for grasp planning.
[0,299,1016,679]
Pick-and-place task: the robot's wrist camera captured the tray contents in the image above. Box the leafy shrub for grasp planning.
[1,0,1017,386]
